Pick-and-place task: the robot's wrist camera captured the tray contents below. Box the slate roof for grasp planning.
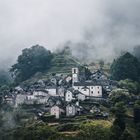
[73,81,101,86]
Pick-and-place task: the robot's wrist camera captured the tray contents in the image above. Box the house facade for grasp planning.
[46,87,57,96]
[65,90,73,102]
[50,105,64,119]
[72,68,79,84]
[72,68,102,97]
[66,104,76,117]
[73,82,102,97]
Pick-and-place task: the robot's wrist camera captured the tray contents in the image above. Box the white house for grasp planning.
[57,87,65,97]
[50,77,57,85]
[37,96,49,104]
[26,94,36,100]
[71,68,102,97]
[73,82,102,97]
[65,90,73,102]
[15,86,23,92]
[66,104,76,117]
[33,90,48,97]
[15,94,27,107]
[50,105,64,119]
[65,76,72,83]
[46,86,57,96]
[77,92,86,101]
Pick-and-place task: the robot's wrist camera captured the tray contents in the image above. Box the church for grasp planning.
[72,68,102,97]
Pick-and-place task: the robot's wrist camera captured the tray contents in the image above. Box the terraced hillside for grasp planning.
[22,54,80,85]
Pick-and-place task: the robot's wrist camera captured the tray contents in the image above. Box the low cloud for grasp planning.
[0,0,140,67]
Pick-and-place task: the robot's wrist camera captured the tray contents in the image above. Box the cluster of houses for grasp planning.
[2,67,117,119]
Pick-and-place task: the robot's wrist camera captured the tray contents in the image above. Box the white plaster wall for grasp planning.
[50,106,60,119]
[65,91,73,102]
[74,85,102,97]
[89,86,102,97]
[46,88,57,96]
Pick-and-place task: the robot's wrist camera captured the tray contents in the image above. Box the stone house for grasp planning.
[46,86,57,96]
[73,82,102,97]
[66,104,76,117]
[65,90,74,102]
[77,92,86,101]
[57,86,65,97]
[15,94,27,107]
[50,105,64,119]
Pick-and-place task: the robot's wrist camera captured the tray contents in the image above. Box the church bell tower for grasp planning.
[72,68,79,84]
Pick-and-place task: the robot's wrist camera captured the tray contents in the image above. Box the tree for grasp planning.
[79,120,111,140]
[13,122,56,140]
[99,59,104,68]
[133,45,140,60]
[118,79,140,94]
[110,52,140,82]
[134,101,140,124]
[0,114,3,127]
[110,125,123,140]
[85,67,92,80]
[120,129,134,140]
[109,88,131,104]
[0,70,12,86]
[111,102,126,118]
[10,45,53,83]
[110,102,126,135]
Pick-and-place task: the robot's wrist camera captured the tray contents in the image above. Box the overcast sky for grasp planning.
[0,0,140,68]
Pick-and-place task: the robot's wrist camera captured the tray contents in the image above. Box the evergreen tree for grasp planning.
[110,52,140,81]
[10,45,53,83]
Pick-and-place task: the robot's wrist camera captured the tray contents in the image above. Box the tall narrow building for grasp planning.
[72,68,79,85]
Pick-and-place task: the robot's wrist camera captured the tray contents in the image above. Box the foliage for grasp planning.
[110,126,135,140]
[40,114,56,122]
[79,120,111,140]
[57,123,79,132]
[0,114,3,127]
[110,101,127,139]
[85,67,92,80]
[0,70,12,86]
[109,125,123,140]
[109,88,131,104]
[10,45,53,83]
[118,79,140,94]
[99,59,104,68]
[110,52,140,81]
[113,118,126,131]
[13,122,56,140]
[120,129,134,140]
[133,45,140,60]
[134,101,140,124]
[110,102,126,118]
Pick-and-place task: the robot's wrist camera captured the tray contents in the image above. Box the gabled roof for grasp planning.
[46,86,57,89]
[73,81,101,86]
[34,89,48,93]
[66,87,74,93]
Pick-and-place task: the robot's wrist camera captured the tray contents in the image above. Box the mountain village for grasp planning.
[2,67,117,119]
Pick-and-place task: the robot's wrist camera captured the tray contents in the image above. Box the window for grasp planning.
[98,87,99,89]
[78,87,80,89]
[91,91,93,94]
[74,69,76,73]
[91,87,93,89]
[98,91,100,94]
[84,89,86,91]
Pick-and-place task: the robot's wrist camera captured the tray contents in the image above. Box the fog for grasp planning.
[0,0,140,68]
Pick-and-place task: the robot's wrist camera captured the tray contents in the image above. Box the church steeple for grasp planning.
[72,68,79,84]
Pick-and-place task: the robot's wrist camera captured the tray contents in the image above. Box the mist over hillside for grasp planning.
[1,0,140,67]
